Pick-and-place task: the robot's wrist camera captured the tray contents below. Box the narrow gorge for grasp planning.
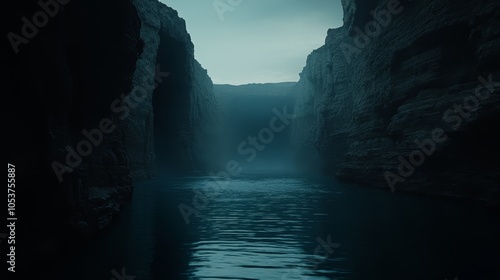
[2,0,500,278]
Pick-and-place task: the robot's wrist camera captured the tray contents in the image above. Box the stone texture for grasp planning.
[292,0,500,206]
[2,0,217,268]
[127,0,218,176]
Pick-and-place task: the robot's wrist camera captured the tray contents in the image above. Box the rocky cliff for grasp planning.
[128,0,217,176]
[2,0,216,269]
[292,0,500,205]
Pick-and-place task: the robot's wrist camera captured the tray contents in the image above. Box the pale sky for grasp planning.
[160,0,344,85]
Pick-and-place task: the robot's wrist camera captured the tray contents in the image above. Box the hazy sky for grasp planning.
[160,0,344,85]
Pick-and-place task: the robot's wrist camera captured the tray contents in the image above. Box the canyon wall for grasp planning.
[2,0,216,269]
[128,0,218,176]
[293,0,500,205]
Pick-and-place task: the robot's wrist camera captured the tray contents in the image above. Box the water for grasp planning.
[55,174,500,280]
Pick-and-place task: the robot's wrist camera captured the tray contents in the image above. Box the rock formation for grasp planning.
[292,0,500,205]
[2,0,217,268]
[128,0,218,176]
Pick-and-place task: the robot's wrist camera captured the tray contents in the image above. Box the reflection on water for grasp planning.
[182,176,349,280]
[56,174,500,280]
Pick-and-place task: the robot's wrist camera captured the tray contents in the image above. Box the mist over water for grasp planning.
[50,85,500,280]
[207,83,302,176]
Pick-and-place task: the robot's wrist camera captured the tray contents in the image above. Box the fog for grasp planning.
[212,83,298,174]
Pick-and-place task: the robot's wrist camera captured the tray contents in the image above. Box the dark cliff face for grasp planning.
[128,0,218,175]
[293,0,500,205]
[2,0,216,268]
[3,0,142,267]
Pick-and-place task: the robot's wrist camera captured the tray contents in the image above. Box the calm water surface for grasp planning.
[56,174,500,280]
